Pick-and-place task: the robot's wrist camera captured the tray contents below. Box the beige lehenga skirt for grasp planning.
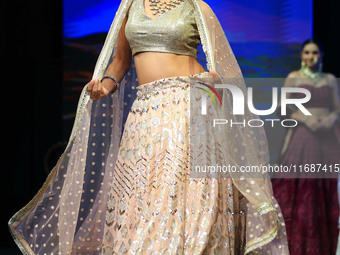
[102,71,246,255]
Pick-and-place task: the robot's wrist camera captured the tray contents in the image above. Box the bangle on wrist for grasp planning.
[100,74,120,93]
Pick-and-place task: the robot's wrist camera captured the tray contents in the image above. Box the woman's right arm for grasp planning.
[104,12,132,83]
[88,10,132,100]
[278,71,297,119]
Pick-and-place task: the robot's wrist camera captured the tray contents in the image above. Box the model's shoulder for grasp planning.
[325,72,336,80]
[287,70,300,78]
[283,71,300,87]
[325,72,338,88]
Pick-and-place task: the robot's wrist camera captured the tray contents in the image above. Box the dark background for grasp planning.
[1,0,339,254]
[1,1,62,254]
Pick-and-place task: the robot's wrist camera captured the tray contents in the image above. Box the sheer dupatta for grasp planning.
[8,0,289,254]
[190,1,289,254]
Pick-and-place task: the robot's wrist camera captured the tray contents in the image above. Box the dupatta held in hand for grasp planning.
[8,0,289,254]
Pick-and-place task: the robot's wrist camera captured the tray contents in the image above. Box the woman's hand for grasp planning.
[87,78,117,101]
[304,115,323,132]
[317,113,338,131]
[291,111,322,132]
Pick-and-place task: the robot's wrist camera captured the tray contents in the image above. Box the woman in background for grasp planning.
[273,39,340,255]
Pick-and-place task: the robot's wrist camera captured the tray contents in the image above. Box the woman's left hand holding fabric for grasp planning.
[87,78,117,101]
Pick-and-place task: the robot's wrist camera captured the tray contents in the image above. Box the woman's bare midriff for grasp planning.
[133,51,206,85]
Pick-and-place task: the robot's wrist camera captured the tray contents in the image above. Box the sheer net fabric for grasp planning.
[8,0,289,254]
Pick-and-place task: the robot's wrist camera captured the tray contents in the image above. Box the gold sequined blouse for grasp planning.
[125,0,201,58]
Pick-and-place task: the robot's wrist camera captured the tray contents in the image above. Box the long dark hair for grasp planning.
[301,38,324,53]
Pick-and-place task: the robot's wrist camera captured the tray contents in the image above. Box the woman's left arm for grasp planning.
[319,73,340,130]
[328,73,340,121]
